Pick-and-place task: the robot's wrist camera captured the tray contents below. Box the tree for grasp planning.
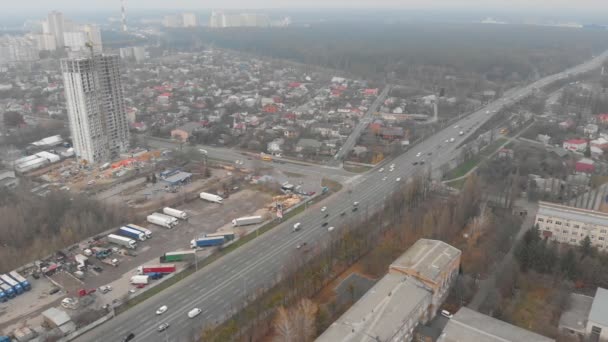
[272,298,318,342]
[3,111,24,127]
[579,236,593,259]
[584,140,591,158]
[560,248,578,280]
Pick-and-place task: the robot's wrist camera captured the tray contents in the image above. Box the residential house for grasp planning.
[585,124,599,136]
[171,122,202,142]
[592,138,608,150]
[563,139,588,152]
[597,113,608,125]
[537,134,551,145]
[267,139,284,154]
[295,139,322,153]
[575,158,595,173]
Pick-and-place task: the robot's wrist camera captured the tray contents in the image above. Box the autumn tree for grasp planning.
[273,298,319,342]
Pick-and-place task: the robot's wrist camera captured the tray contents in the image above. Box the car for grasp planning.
[412,162,418,165]
[49,287,60,295]
[128,289,137,294]
[340,211,346,217]
[199,149,208,154]
[427,152,432,156]
[93,266,103,272]
[122,333,135,342]
[188,308,202,318]
[293,222,302,231]
[390,163,395,168]
[441,310,453,319]
[382,177,387,181]
[420,161,425,165]
[321,206,327,212]
[396,178,401,182]
[321,222,328,227]
[378,168,384,172]
[449,138,455,143]
[296,242,307,249]
[445,139,449,143]
[416,152,422,157]
[353,201,359,207]
[99,285,112,294]
[327,226,335,232]
[156,305,168,315]
[157,323,170,332]
[454,125,459,128]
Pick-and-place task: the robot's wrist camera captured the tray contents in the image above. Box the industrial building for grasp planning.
[316,239,460,342]
[438,307,554,342]
[535,201,608,249]
[61,54,130,164]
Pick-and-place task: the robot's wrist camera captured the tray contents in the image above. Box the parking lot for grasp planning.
[0,188,273,335]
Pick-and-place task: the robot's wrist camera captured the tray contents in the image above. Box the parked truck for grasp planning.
[163,207,188,220]
[8,272,30,291]
[118,226,146,241]
[75,254,88,271]
[130,275,149,285]
[147,272,163,280]
[106,234,137,249]
[160,250,196,263]
[147,213,178,229]
[137,264,176,275]
[126,224,152,239]
[199,192,223,204]
[231,216,263,227]
[0,275,23,295]
[0,282,15,299]
[191,236,224,248]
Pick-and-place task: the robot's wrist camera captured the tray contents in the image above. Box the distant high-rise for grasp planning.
[47,11,65,48]
[182,13,198,27]
[209,11,270,28]
[61,55,130,164]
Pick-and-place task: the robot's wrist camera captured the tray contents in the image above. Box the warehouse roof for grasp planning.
[589,287,608,327]
[316,274,431,342]
[389,239,460,284]
[42,307,71,327]
[438,307,554,342]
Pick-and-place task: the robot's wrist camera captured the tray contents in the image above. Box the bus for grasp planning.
[206,231,236,242]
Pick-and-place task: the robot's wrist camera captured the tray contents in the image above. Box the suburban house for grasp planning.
[171,122,202,142]
[563,139,588,152]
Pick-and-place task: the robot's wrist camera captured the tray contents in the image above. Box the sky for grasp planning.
[4,0,608,12]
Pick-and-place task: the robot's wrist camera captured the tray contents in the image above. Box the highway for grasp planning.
[78,51,608,342]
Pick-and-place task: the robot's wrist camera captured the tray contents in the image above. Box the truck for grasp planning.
[199,192,223,204]
[107,234,137,249]
[190,236,224,248]
[163,207,188,220]
[160,250,196,263]
[126,224,152,239]
[118,226,146,241]
[137,264,176,275]
[0,282,15,299]
[147,272,163,280]
[8,272,30,291]
[130,275,149,285]
[0,274,23,295]
[75,254,88,271]
[232,216,263,227]
[147,213,178,229]
[206,231,235,241]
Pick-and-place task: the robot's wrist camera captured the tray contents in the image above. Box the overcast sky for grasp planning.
[4,0,608,12]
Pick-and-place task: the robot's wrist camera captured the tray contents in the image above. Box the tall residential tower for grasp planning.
[61,55,130,164]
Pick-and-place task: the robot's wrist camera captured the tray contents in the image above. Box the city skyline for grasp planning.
[3,0,608,12]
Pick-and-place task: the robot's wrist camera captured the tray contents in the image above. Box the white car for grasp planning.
[327,226,335,232]
[156,305,168,315]
[445,139,449,143]
[378,168,384,173]
[396,178,401,182]
[188,308,202,318]
[321,206,327,212]
[441,310,453,319]
[449,138,455,143]
[416,152,421,157]
[382,177,387,181]
[293,222,302,231]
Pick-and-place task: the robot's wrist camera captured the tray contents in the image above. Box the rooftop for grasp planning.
[559,293,593,333]
[389,239,461,284]
[537,201,608,228]
[315,273,431,342]
[589,287,608,327]
[438,307,554,342]
[42,307,71,327]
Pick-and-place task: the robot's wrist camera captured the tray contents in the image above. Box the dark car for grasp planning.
[321,222,328,227]
[49,287,60,295]
[340,212,346,216]
[412,162,418,165]
[93,266,103,272]
[123,333,135,342]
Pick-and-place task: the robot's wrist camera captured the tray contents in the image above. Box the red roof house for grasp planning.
[575,158,595,173]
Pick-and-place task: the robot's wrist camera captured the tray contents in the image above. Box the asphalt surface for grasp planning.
[78,51,608,342]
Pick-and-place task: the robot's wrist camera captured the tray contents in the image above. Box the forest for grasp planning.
[0,186,128,273]
[162,22,608,85]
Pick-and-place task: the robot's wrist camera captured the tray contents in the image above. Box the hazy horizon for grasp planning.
[3,0,608,12]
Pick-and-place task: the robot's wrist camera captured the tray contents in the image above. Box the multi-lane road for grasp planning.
[78,51,607,342]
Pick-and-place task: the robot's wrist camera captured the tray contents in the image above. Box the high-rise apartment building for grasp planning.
[61,55,130,164]
[47,11,65,48]
[182,13,198,27]
[209,11,270,28]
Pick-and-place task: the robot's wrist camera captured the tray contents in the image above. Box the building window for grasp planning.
[556,221,562,225]
[600,237,605,241]
[547,220,553,223]
[574,225,580,228]
[572,231,578,235]
[571,238,577,243]
[565,223,570,227]
[563,230,569,234]
[601,230,607,234]
[537,218,544,222]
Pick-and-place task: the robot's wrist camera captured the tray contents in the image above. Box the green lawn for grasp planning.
[444,158,480,180]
